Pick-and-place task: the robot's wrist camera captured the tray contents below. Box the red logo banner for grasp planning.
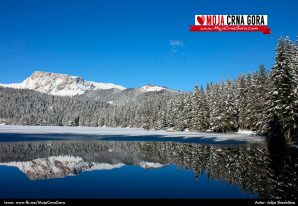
[190,25,271,34]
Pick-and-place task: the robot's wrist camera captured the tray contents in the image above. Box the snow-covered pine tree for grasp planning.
[198,85,210,131]
[222,80,238,132]
[243,72,256,130]
[236,74,248,130]
[190,85,210,131]
[173,94,186,131]
[209,83,224,132]
[182,93,193,130]
[190,85,201,131]
[248,71,260,130]
[288,37,298,142]
[255,65,269,132]
[261,37,297,143]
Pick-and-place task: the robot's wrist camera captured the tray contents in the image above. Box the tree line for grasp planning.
[0,36,297,143]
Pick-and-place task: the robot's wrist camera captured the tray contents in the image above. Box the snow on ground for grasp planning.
[0,125,264,143]
[236,129,256,135]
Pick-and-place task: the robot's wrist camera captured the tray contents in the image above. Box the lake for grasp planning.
[0,139,297,199]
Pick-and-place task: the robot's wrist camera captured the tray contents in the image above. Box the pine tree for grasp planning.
[262,37,297,143]
[248,72,259,130]
[190,85,200,131]
[222,80,238,132]
[244,72,255,129]
[236,74,248,129]
[198,86,210,131]
[209,83,224,132]
[255,65,269,132]
[166,97,177,129]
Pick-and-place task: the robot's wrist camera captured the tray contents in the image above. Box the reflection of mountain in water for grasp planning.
[0,141,297,198]
[0,155,125,180]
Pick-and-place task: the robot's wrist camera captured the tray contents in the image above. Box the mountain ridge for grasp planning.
[0,71,173,96]
[0,71,127,96]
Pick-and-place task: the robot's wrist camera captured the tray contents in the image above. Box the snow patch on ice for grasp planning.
[139,161,165,169]
[237,129,256,135]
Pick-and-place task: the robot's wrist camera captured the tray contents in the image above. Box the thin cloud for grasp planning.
[169,40,184,52]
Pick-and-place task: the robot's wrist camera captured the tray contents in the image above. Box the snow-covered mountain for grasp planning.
[0,71,173,96]
[140,84,168,92]
[0,71,126,96]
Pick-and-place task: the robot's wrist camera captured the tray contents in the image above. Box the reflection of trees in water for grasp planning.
[265,138,298,199]
[0,141,297,198]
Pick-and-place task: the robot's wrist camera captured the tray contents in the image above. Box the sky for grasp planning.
[0,0,297,91]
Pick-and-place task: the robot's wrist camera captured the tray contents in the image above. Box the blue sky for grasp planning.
[0,0,297,91]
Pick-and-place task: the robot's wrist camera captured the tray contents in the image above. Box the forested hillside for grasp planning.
[0,36,297,143]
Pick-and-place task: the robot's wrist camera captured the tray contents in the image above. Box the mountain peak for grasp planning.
[31,71,81,81]
[32,71,52,75]
[0,71,126,96]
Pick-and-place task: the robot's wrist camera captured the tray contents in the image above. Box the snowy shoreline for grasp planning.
[0,125,264,144]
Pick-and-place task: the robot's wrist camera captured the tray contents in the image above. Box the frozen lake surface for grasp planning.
[0,125,263,144]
